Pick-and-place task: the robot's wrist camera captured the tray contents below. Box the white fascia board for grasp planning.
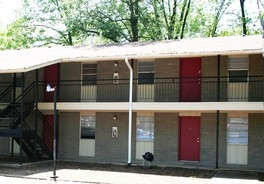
[38,102,264,112]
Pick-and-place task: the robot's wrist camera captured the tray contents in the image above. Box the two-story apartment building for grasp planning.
[0,35,263,171]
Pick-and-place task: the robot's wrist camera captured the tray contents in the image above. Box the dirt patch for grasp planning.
[0,161,216,179]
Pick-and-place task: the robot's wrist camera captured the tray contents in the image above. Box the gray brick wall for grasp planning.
[202,56,218,101]
[249,54,264,101]
[58,112,80,159]
[154,113,179,165]
[95,112,136,163]
[155,58,179,102]
[60,62,81,102]
[218,113,228,167]
[97,61,130,102]
[200,113,217,167]
[248,113,264,169]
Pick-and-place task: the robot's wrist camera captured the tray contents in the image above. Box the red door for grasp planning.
[179,116,200,161]
[44,64,59,102]
[180,58,201,102]
[42,115,54,151]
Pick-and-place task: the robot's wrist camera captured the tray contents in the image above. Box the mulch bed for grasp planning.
[0,160,216,179]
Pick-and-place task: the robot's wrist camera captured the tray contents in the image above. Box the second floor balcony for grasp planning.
[0,76,263,105]
[44,76,264,103]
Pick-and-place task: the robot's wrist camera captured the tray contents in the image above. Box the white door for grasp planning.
[79,115,96,157]
[227,117,248,165]
[136,115,154,160]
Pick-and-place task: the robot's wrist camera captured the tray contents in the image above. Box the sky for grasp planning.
[0,0,22,30]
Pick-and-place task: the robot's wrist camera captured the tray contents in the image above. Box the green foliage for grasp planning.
[0,18,34,50]
[1,0,262,49]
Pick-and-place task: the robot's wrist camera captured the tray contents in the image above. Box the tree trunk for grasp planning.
[180,0,191,39]
[175,0,187,39]
[129,0,139,42]
[239,0,247,35]
[210,0,226,37]
[68,31,73,45]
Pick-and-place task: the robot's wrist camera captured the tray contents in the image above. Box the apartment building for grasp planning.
[0,35,263,170]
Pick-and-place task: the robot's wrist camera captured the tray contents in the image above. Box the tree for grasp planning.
[0,18,34,50]
[239,0,247,35]
[257,0,264,37]
[18,0,99,46]
[3,0,261,48]
[209,0,232,37]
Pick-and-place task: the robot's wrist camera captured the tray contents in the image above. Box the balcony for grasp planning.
[36,76,264,103]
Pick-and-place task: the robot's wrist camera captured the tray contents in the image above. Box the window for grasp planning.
[229,70,248,83]
[227,118,248,144]
[228,57,248,83]
[136,116,154,141]
[80,116,96,139]
[82,64,97,85]
[138,61,155,84]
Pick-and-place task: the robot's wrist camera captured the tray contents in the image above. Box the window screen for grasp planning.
[136,116,154,141]
[138,61,154,84]
[82,64,97,85]
[80,116,96,139]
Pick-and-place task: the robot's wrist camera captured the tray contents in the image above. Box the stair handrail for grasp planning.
[14,81,36,103]
[35,109,54,137]
[0,84,14,101]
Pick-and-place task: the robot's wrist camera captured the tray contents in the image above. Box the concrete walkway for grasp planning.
[0,169,262,184]
[210,170,260,184]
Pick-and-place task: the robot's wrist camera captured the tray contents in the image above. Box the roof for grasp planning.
[0,35,262,73]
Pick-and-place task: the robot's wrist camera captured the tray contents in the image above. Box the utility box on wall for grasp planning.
[112,127,118,138]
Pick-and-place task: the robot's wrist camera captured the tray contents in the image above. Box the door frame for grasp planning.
[179,58,201,102]
[178,116,201,161]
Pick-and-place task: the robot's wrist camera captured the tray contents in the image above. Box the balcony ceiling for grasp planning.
[0,35,262,73]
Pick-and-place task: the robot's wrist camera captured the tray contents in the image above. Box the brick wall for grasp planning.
[95,112,136,163]
[97,61,130,102]
[200,113,217,167]
[58,112,80,159]
[60,62,81,102]
[248,113,264,169]
[249,54,264,101]
[155,58,179,102]
[154,113,179,165]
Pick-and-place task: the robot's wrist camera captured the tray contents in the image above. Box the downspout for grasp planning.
[125,57,133,166]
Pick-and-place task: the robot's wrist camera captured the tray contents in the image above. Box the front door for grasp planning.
[42,115,54,151]
[180,58,201,102]
[44,64,59,102]
[179,116,200,161]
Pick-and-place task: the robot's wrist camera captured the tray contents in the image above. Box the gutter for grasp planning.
[125,57,133,166]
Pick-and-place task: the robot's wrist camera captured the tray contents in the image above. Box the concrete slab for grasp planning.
[210,170,259,184]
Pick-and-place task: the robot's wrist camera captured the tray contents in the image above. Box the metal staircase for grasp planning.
[0,83,53,160]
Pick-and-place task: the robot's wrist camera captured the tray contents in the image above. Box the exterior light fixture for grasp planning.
[114,62,118,67]
[113,115,117,120]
